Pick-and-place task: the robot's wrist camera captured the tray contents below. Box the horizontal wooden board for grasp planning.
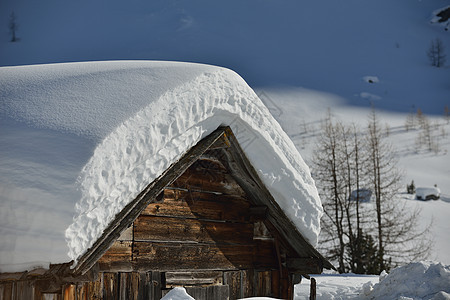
[142,189,251,222]
[165,271,223,287]
[170,159,245,196]
[98,241,132,263]
[133,242,254,271]
[98,239,277,272]
[134,215,253,245]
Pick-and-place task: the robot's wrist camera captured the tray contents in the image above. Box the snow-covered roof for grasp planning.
[0,61,322,272]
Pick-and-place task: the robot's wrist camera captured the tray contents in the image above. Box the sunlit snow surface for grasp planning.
[295,261,450,300]
[0,61,322,271]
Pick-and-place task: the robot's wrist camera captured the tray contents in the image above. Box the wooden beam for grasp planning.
[74,127,229,275]
[310,277,317,300]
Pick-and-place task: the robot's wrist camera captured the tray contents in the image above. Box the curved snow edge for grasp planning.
[65,67,323,261]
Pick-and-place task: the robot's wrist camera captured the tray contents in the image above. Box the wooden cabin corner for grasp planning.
[0,126,333,300]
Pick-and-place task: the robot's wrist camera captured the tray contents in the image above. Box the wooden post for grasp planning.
[309,277,316,300]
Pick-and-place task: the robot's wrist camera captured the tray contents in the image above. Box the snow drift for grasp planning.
[0,61,322,270]
[361,261,450,300]
[161,287,195,300]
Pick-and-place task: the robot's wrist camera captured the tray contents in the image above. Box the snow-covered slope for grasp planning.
[0,0,448,114]
[0,61,322,271]
[257,87,450,266]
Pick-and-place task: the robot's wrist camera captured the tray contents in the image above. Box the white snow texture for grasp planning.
[0,61,322,269]
[161,287,195,300]
[362,261,450,300]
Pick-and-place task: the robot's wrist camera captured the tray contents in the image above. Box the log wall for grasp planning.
[98,158,280,273]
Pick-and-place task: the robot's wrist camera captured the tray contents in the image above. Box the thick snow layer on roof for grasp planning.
[0,61,322,271]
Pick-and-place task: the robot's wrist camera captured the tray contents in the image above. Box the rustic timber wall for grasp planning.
[98,158,280,273]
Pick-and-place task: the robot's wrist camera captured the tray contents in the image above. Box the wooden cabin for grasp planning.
[0,126,333,300]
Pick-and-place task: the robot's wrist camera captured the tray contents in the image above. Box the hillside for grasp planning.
[0,0,448,114]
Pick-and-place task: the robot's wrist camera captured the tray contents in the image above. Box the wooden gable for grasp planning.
[98,157,280,273]
[77,126,332,273]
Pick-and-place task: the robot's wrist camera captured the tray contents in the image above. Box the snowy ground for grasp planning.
[295,273,378,300]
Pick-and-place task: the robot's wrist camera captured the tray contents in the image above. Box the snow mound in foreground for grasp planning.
[0,61,322,266]
[362,261,450,300]
[161,287,195,300]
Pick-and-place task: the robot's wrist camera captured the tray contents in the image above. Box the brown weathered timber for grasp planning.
[165,271,223,287]
[98,241,133,272]
[134,215,253,245]
[134,242,254,271]
[170,158,245,196]
[241,269,254,298]
[74,127,228,275]
[102,273,119,300]
[223,271,241,299]
[142,189,251,222]
[64,284,76,300]
[256,271,272,297]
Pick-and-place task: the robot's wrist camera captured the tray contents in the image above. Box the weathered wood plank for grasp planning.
[166,271,223,287]
[134,215,253,245]
[76,283,87,300]
[134,242,253,271]
[185,287,206,300]
[256,271,272,297]
[142,189,251,222]
[102,273,119,300]
[87,277,102,300]
[224,271,240,299]
[99,240,277,272]
[241,269,254,298]
[206,285,229,300]
[170,158,245,196]
[63,284,76,300]
[98,241,132,271]
[0,283,13,300]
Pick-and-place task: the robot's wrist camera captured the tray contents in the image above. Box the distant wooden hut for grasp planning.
[0,126,333,300]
